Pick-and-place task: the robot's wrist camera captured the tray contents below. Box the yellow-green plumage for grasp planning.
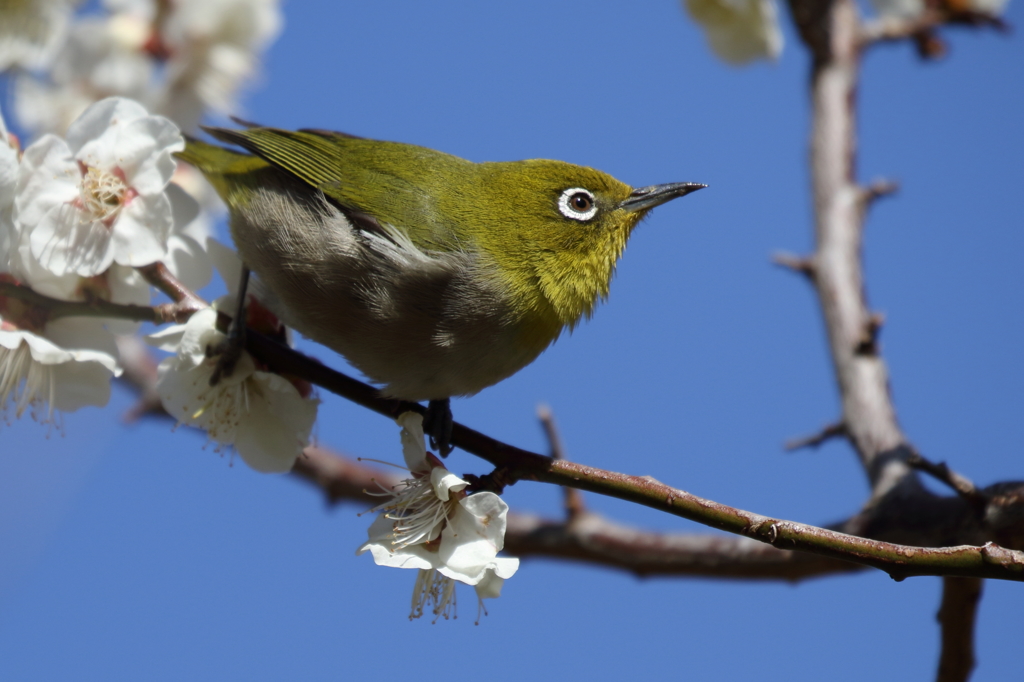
[177,126,702,401]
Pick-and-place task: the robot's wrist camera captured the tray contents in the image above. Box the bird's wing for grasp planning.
[201,126,464,251]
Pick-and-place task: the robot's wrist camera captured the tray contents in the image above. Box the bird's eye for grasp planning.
[558,188,598,221]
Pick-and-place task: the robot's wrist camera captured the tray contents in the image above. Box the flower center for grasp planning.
[79,165,134,226]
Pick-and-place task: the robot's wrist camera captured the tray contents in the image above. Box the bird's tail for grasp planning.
[174,137,267,208]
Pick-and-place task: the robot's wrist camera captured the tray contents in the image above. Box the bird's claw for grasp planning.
[424,398,454,456]
[206,335,244,386]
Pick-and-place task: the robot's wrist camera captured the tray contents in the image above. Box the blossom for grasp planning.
[684,0,783,65]
[0,317,121,422]
[12,13,155,136]
[163,181,214,292]
[150,306,319,473]
[0,0,79,71]
[14,97,183,278]
[0,105,121,423]
[157,0,283,130]
[0,113,19,256]
[358,413,519,622]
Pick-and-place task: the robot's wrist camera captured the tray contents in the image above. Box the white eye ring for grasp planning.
[558,188,598,221]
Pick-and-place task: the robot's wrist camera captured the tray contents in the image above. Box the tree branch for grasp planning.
[788,0,920,499]
[0,280,164,324]
[245,330,1024,583]
[537,404,586,521]
[113,333,1024,582]
[936,577,983,682]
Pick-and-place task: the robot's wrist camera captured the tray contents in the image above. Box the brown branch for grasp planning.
[863,178,900,206]
[537,404,585,521]
[861,8,1008,48]
[136,261,207,320]
[116,330,1024,583]
[788,0,919,499]
[785,420,847,452]
[242,330,1024,583]
[292,445,402,506]
[907,449,983,504]
[771,251,816,279]
[0,280,164,324]
[936,577,983,682]
[115,336,165,420]
[0,262,211,327]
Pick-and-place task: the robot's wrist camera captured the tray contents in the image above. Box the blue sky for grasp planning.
[1,1,1022,680]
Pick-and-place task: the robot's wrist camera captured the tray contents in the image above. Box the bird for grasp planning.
[176,125,704,453]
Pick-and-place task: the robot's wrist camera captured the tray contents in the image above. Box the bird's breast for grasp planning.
[232,187,564,400]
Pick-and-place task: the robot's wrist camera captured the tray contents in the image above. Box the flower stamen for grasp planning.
[78,165,132,227]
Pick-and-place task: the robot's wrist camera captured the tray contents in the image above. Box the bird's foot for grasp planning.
[208,266,251,386]
[424,398,454,457]
[206,323,246,386]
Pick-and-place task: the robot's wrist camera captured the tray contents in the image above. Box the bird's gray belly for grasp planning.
[232,187,545,401]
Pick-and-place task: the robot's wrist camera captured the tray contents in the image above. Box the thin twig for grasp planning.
[771,251,816,278]
[537,404,585,520]
[907,450,983,504]
[0,280,163,323]
[861,9,1007,48]
[136,261,207,320]
[863,178,900,206]
[936,577,983,682]
[785,421,847,452]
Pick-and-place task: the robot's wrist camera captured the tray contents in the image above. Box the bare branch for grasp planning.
[907,450,982,503]
[117,333,1024,582]
[861,8,1008,48]
[862,178,900,206]
[771,251,816,278]
[115,335,165,421]
[785,420,847,452]
[537,404,586,520]
[0,280,163,324]
[136,261,207,319]
[936,577,984,682]
[787,0,918,498]
[242,326,1024,583]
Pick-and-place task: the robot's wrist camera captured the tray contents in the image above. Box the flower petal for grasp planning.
[398,411,429,472]
[110,193,172,266]
[65,97,149,155]
[30,203,115,277]
[232,372,318,473]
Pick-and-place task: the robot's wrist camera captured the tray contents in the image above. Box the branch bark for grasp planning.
[790,0,917,499]
[936,577,983,682]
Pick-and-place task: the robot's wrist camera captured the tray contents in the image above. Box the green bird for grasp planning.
[177,125,704,452]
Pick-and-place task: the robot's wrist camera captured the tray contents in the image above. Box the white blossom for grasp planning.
[151,306,319,473]
[0,104,121,423]
[157,0,283,129]
[13,14,155,136]
[358,413,519,622]
[163,181,214,292]
[684,0,783,65]
[0,318,121,422]
[14,97,183,278]
[10,1,282,135]
[0,112,19,258]
[0,0,79,71]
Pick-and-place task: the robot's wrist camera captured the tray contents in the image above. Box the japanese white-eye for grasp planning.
[177,126,703,446]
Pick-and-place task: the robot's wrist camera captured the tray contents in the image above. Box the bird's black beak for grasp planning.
[619,182,706,213]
